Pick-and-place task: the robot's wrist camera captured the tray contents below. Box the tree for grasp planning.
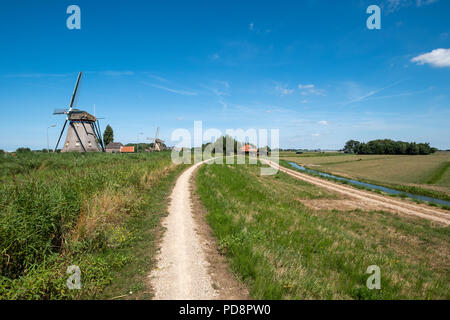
[103,125,114,146]
[343,140,360,153]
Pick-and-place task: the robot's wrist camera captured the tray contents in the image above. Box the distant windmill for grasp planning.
[147,127,165,151]
[53,72,105,152]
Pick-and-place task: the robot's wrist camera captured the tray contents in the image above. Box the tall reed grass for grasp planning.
[0,152,176,299]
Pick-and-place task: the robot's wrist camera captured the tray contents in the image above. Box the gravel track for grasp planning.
[267,160,450,225]
[149,160,219,300]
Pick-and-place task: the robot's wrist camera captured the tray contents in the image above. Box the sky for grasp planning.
[0,0,449,151]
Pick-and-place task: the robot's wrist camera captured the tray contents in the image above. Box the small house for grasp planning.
[105,142,123,153]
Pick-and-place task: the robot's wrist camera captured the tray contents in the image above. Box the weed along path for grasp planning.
[265,160,450,225]
[149,159,219,300]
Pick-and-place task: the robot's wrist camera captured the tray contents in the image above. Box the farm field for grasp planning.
[281,152,450,200]
[196,161,450,299]
[0,151,184,299]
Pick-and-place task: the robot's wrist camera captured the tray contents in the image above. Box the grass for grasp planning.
[196,161,450,299]
[0,151,183,299]
[426,162,450,185]
[281,151,450,201]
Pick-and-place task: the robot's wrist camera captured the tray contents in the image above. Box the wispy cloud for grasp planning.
[385,0,438,13]
[274,83,295,96]
[143,82,198,96]
[411,48,450,67]
[386,0,406,12]
[317,120,328,125]
[1,72,73,78]
[100,70,134,76]
[146,73,169,83]
[210,53,220,61]
[367,88,431,100]
[416,0,438,7]
[249,22,254,31]
[343,80,404,105]
[298,84,325,96]
[201,80,230,97]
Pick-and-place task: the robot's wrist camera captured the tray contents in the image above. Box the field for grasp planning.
[280,152,450,201]
[196,161,450,299]
[0,151,184,299]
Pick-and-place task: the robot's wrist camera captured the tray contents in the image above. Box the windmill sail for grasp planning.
[69,72,83,111]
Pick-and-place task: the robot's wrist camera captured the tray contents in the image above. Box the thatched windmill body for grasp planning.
[147,127,165,151]
[53,72,105,153]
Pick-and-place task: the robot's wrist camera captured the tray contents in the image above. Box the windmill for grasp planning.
[53,72,105,153]
[147,127,165,151]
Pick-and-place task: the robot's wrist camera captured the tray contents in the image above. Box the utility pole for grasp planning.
[47,124,56,153]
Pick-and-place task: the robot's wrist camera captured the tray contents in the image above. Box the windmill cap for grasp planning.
[68,111,97,122]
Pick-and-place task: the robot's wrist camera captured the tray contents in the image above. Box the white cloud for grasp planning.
[411,48,450,67]
[298,84,325,96]
[318,120,328,125]
[311,133,320,137]
[249,22,254,31]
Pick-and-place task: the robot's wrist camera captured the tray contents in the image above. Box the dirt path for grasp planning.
[266,160,450,225]
[149,160,217,299]
[149,159,247,300]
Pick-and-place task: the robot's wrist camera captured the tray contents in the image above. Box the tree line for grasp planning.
[343,139,438,155]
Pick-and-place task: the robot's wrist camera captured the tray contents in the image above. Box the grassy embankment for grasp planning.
[196,161,450,299]
[0,152,185,299]
[281,152,450,202]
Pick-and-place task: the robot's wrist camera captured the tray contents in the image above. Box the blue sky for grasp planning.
[0,0,449,151]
